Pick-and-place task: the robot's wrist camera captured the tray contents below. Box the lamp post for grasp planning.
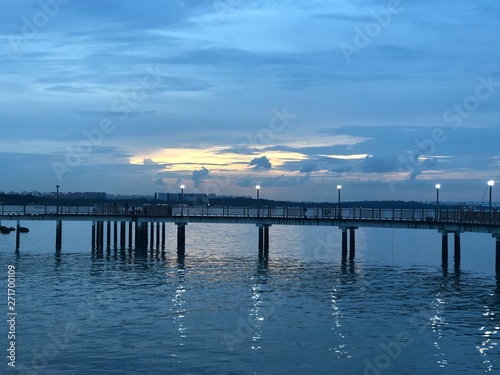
[180,184,185,217]
[56,184,60,215]
[337,185,342,219]
[488,180,494,221]
[435,184,441,220]
[256,185,260,217]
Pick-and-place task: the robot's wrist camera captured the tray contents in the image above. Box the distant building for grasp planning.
[64,192,107,200]
[155,192,212,203]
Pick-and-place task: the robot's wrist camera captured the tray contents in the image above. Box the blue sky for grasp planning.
[1,0,499,203]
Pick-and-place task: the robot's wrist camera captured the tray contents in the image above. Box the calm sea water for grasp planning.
[1,220,499,375]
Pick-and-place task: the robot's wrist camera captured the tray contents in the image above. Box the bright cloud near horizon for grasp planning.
[1,0,500,203]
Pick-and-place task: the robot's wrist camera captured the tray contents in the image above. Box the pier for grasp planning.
[1,204,500,273]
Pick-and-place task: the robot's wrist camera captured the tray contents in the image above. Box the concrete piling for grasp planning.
[177,223,186,254]
[56,220,62,251]
[106,221,111,249]
[454,232,461,267]
[16,220,21,250]
[442,232,448,267]
[349,227,356,259]
[342,229,348,259]
[120,222,126,248]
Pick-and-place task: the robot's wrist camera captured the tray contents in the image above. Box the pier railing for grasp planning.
[1,204,499,225]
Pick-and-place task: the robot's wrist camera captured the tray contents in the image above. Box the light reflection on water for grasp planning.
[0,222,499,374]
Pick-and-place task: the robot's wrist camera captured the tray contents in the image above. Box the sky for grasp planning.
[1,0,499,203]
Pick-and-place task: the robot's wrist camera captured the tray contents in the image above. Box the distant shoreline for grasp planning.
[0,192,485,209]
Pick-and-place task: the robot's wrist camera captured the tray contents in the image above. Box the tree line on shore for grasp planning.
[0,192,453,209]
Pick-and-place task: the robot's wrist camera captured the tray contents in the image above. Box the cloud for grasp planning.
[312,13,372,22]
[0,0,499,201]
[360,155,401,174]
[281,156,352,174]
[45,86,97,94]
[192,166,210,187]
[236,174,309,189]
[154,177,166,186]
[76,110,156,118]
[151,76,211,93]
[249,156,272,170]
[236,176,255,188]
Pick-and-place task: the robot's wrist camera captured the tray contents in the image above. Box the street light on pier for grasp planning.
[256,185,261,218]
[180,184,185,217]
[56,185,60,215]
[337,185,342,219]
[488,180,495,221]
[435,184,441,220]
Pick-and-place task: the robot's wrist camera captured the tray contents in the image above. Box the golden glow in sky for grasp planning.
[129,146,308,172]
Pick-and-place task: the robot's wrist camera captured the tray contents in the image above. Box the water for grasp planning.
[1,221,499,374]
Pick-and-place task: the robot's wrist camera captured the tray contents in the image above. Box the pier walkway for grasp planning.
[1,204,499,272]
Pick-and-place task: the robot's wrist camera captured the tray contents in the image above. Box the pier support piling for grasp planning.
[454,232,461,267]
[441,232,448,267]
[342,229,348,260]
[258,226,264,252]
[95,221,101,250]
[161,223,166,249]
[120,222,126,248]
[113,222,118,248]
[177,223,186,254]
[156,222,160,249]
[349,227,356,259]
[134,222,139,248]
[106,221,111,249]
[150,222,154,249]
[264,225,270,255]
[143,223,149,249]
[135,222,148,250]
[496,237,500,275]
[128,222,133,248]
[16,220,20,250]
[99,221,104,250]
[134,223,139,248]
[257,225,270,256]
[92,221,96,249]
[56,220,62,251]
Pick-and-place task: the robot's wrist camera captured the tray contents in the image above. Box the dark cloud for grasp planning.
[154,178,166,186]
[217,146,260,155]
[261,144,360,157]
[281,156,353,174]
[360,155,401,174]
[249,156,272,170]
[236,176,255,188]
[192,167,210,187]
